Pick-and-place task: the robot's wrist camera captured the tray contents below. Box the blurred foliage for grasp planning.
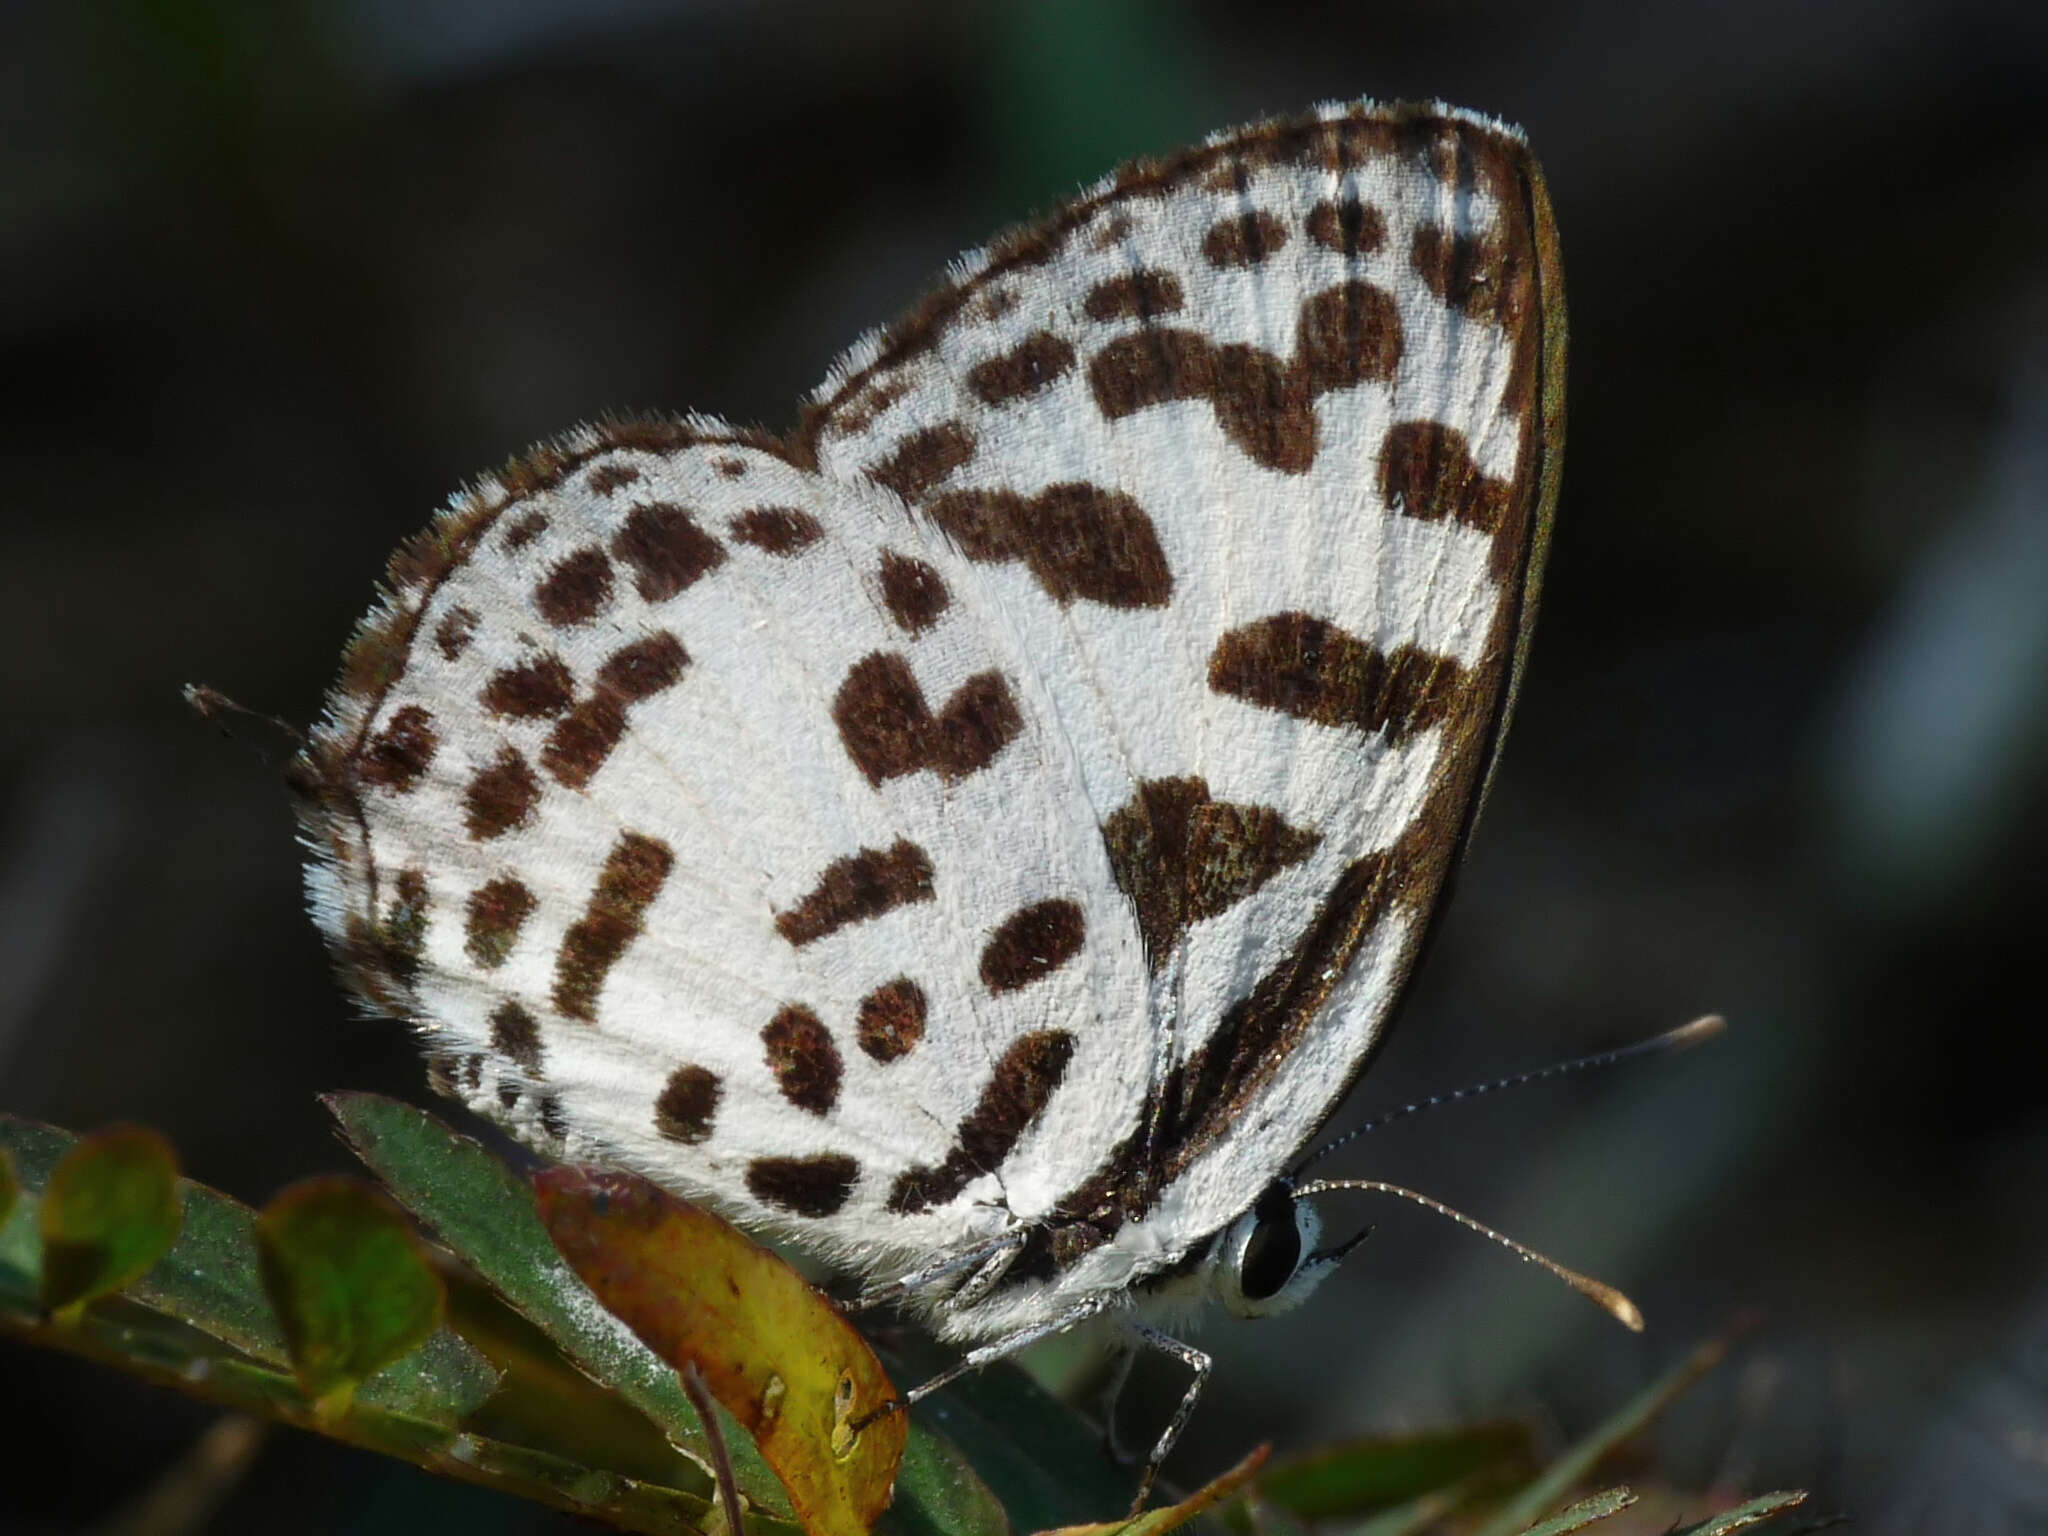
[36,1124,183,1314]
[253,1176,446,1408]
[0,1107,1812,1535]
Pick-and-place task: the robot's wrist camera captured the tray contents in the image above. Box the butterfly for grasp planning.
[290,97,1587,1507]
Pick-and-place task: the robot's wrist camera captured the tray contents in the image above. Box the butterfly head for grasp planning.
[1213,1182,1371,1320]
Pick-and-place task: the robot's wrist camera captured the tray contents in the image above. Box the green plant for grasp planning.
[0,1107,1811,1536]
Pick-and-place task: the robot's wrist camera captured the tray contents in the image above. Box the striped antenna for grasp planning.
[1291,1014,1724,1177]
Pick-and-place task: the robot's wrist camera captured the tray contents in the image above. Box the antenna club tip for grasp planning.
[1579,1278,1645,1332]
[1672,1014,1726,1047]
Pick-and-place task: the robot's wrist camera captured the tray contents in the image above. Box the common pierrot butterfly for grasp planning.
[290,98,1679,1509]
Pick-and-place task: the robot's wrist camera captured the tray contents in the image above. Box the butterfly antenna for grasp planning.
[1289,1177,1645,1331]
[183,684,308,756]
[1292,1013,1724,1177]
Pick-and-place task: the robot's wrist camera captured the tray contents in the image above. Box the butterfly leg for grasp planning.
[1092,1331,1141,1466]
[1123,1320,1212,1516]
[950,1237,1024,1309]
[842,1229,1024,1315]
[851,1296,1114,1431]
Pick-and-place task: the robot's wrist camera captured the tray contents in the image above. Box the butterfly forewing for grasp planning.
[293,99,1562,1330]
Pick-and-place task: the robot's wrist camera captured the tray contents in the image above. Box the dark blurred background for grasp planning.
[4,1,2045,1530]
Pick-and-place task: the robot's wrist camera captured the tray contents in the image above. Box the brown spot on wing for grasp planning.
[541,631,688,790]
[654,1066,721,1144]
[1209,613,1465,743]
[1086,284,1400,474]
[1083,270,1184,322]
[490,1001,544,1074]
[1411,223,1517,326]
[1087,328,1211,416]
[832,653,1021,786]
[358,705,438,792]
[1090,212,1135,251]
[966,331,1077,406]
[598,631,689,701]
[886,1030,1075,1213]
[835,379,908,435]
[465,875,536,968]
[434,607,479,660]
[748,1154,858,1218]
[533,547,615,626]
[876,550,951,635]
[1378,420,1511,533]
[729,506,824,556]
[924,483,1171,608]
[1296,282,1403,396]
[586,463,641,496]
[1306,198,1386,255]
[610,501,725,602]
[464,746,541,840]
[1210,343,1316,474]
[1102,777,1321,969]
[856,978,926,1063]
[1203,210,1289,267]
[866,421,976,501]
[503,511,549,552]
[552,831,674,1022]
[381,869,430,987]
[761,1004,841,1116]
[481,655,575,719]
[774,840,935,947]
[980,899,1085,994]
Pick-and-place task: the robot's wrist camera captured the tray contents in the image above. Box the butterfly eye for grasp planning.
[1217,1189,1332,1319]
[1237,1206,1303,1302]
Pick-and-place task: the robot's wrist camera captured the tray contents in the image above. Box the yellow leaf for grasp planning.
[534,1165,904,1536]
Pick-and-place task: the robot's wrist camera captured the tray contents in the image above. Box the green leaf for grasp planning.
[1257,1421,1533,1520]
[0,1146,17,1227]
[1671,1490,1809,1535]
[534,1163,904,1536]
[0,1113,497,1425]
[1475,1326,1744,1536]
[325,1091,795,1523]
[38,1124,183,1313]
[7,1287,740,1536]
[877,1415,1014,1536]
[1515,1486,1636,1535]
[255,1176,445,1408]
[873,1330,1133,1531]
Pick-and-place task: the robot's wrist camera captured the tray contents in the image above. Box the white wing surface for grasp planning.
[294,99,1563,1328]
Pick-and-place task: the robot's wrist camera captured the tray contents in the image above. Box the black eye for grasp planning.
[1238,1204,1302,1301]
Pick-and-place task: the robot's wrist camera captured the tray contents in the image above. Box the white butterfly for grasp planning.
[292,97,1601,1505]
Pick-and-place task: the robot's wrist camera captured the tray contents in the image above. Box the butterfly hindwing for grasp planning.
[294,99,1562,1323]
